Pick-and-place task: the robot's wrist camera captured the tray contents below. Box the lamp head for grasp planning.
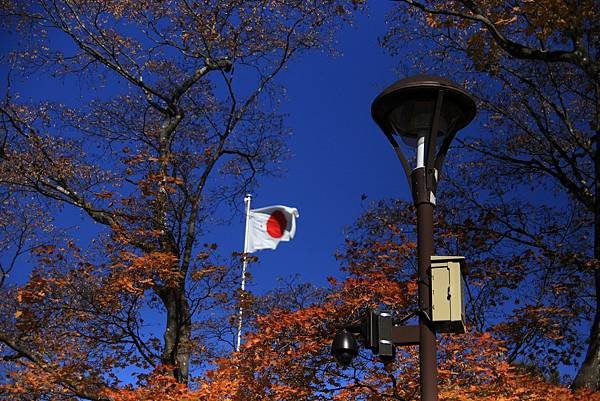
[371,75,476,147]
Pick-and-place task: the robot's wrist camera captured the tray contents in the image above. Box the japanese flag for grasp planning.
[246,205,299,253]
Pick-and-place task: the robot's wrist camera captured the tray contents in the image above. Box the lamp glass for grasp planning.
[388,96,463,147]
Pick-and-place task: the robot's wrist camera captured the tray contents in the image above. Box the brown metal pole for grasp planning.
[413,167,437,401]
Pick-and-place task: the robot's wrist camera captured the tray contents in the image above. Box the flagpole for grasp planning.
[236,194,252,351]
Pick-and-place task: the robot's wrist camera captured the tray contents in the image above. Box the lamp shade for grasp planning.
[371,76,476,147]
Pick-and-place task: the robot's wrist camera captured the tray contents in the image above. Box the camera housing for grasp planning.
[331,329,359,366]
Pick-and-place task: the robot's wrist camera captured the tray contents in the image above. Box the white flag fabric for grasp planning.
[246,205,299,253]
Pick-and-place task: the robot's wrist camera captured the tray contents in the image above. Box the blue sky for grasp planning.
[207,3,418,292]
[210,3,474,294]
[0,2,420,356]
[0,1,482,297]
[1,0,588,383]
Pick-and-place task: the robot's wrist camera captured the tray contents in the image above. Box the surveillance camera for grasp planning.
[331,329,359,366]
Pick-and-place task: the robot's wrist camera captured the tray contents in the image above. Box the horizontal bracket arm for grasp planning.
[391,324,420,346]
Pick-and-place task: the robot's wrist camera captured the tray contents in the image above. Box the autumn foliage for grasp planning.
[1,0,599,399]
[199,206,600,400]
[382,0,600,391]
[0,0,356,399]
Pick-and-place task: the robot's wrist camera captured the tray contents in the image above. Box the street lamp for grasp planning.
[375,75,475,401]
[331,76,476,401]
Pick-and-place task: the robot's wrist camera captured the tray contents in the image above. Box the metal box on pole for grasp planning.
[430,256,467,333]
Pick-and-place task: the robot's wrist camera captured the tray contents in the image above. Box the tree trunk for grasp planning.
[571,224,600,390]
[158,286,191,383]
[571,85,600,391]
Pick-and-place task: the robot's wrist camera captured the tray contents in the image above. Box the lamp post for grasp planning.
[373,76,476,401]
[331,76,476,401]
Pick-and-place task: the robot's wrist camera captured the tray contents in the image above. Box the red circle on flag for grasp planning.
[266,211,287,238]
